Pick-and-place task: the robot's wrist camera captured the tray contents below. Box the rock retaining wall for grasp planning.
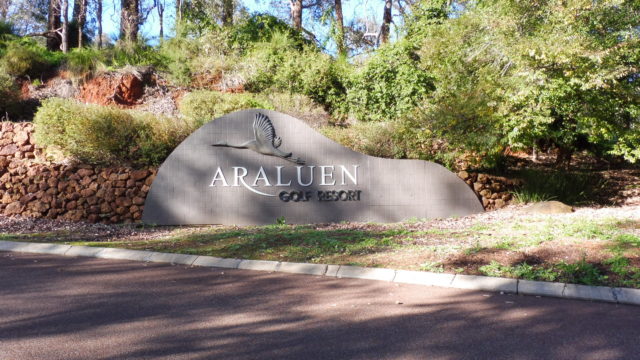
[456,171,521,210]
[0,122,156,223]
[0,122,518,223]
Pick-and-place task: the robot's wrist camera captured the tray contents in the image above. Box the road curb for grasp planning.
[1,240,638,306]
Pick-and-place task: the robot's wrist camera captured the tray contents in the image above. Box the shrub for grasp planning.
[160,30,241,86]
[0,39,61,78]
[346,40,434,122]
[108,41,169,70]
[179,90,273,126]
[321,122,398,158]
[0,21,13,37]
[0,70,20,117]
[230,14,310,51]
[243,34,348,114]
[255,92,330,128]
[65,47,107,79]
[34,98,188,165]
[510,169,607,205]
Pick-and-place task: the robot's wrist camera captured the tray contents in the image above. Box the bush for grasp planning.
[179,90,273,126]
[0,70,20,117]
[0,21,14,37]
[321,122,398,158]
[346,40,434,122]
[255,92,330,128]
[510,169,607,205]
[0,39,62,78]
[65,47,107,79]
[243,34,348,113]
[108,42,169,70]
[34,98,188,165]
[230,14,310,51]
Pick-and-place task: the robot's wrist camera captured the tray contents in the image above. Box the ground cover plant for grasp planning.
[1,206,638,289]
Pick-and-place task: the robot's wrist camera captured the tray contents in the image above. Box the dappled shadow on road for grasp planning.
[1,253,639,360]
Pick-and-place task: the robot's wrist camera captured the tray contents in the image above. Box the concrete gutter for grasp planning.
[1,240,638,306]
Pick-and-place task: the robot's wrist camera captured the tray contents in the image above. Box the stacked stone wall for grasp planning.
[1,122,519,222]
[0,122,156,223]
[456,171,521,210]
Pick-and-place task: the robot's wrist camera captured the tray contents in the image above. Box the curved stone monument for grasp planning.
[143,109,483,225]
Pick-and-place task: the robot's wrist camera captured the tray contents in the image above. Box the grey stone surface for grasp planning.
[0,241,24,251]
[278,262,328,276]
[563,284,616,303]
[613,287,640,306]
[94,248,154,262]
[0,241,70,255]
[65,246,106,257]
[523,201,574,214]
[192,256,242,269]
[147,252,199,265]
[143,109,483,225]
[325,265,340,277]
[337,266,396,282]
[518,280,565,297]
[394,270,455,287]
[238,259,279,272]
[451,274,518,293]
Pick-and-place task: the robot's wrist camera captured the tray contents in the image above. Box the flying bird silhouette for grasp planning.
[212,113,305,165]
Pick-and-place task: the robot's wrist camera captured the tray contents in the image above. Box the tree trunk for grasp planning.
[97,0,102,48]
[157,0,164,41]
[76,0,86,47]
[380,0,392,44]
[47,0,62,51]
[221,0,233,26]
[0,0,11,21]
[334,0,346,56]
[120,0,139,43]
[61,0,68,53]
[289,0,302,30]
[175,0,181,28]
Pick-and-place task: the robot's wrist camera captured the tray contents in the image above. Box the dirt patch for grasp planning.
[78,73,145,106]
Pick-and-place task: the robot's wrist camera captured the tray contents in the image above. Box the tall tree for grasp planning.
[72,0,86,47]
[0,0,10,21]
[221,0,232,26]
[155,0,164,40]
[96,0,102,47]
[334,0,345,55]
[289,0,302,30]
[380,0,391,43]
[120,0,139,42]
[47,0,61,50]
[60,0,68,52]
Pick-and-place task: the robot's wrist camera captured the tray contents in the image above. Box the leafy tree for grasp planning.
[413,0,640,166]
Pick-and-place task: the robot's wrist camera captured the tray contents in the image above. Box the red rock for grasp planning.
[77,168,94,177]
[115,197,132,207]
[80,188,96,197]
[100,203,112,213]
[0,144,18,156]
[19,194,35,204]
[131,169,149,181]
[4,201,23,215]
[132,196,145,205]
[144,174,156,186]
[65,201,77,210]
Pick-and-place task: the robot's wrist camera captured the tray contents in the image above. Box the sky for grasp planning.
[98,0,386,46]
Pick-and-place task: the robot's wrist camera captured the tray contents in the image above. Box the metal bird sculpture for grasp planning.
[212,113,305,165]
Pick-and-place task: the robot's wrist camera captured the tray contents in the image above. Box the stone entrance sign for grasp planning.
[142,109,483,225]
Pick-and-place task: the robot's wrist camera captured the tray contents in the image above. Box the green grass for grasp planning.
[510,169,607,205]
[3,213,638,288]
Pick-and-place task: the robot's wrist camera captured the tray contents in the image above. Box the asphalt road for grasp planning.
[1,252,640,360]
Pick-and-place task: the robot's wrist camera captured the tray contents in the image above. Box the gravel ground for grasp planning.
[1,204,637,241]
